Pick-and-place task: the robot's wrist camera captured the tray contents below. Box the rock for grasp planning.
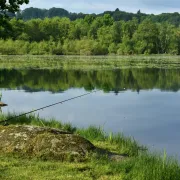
[0,102,7,107]
[0,125,95,161]
[0,125,128,162]
[96,148,128,162]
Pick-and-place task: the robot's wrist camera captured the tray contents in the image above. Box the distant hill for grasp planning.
[17,7,146,22]
[16,7,89,21]
[16,7,180,26]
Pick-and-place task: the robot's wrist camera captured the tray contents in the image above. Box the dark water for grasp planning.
[1,68,180,157]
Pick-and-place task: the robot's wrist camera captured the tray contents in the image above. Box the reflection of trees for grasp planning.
[0,68,179,93]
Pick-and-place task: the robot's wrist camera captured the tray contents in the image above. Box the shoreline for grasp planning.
[0,55,180,70]
[0,113,179,179]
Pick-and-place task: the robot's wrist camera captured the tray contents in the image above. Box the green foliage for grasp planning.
[15,7,180,28]
[158,22,175,54]
[118,36,134,55]
[108,43,119,54]
[126,153,180,180]
[0,0,29,18]
[0,113,76,133]
[133,19,159,54]
[2,14,180,55]
[0,0,29,37]
[0,114,180,180]
[97,26,113,46]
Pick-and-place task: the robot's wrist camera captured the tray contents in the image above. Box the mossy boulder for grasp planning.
[0,125,95,161]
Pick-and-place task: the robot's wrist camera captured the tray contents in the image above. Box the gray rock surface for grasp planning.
[0,125,95,161]
[0,125,127,162]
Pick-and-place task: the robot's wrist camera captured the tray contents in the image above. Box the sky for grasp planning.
[21,0,180,14]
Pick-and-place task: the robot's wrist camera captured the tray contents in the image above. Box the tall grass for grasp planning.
[0,113,76,133]
[0,113,140,156]
[125,153,180,180]
[0,113,180,180]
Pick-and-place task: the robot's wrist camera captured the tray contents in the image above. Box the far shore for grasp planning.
[0,55,180,70]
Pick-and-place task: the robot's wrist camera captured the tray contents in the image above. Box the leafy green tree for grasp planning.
[0,18,12,39]
[118,36,134,55]
[102,14,114,26]
[88,17,103,39]
[0,0,29,39]
[68,20,82,40]
[58,18,71,42]
[111,21,122,43]
[76,38,94,55]
[84,15,95,24]
[9,18,25,40]
[158,22,175,53]
[39,17,61,41]
[122,18,138,39]
[169,29,180,54]
[133,19,159,54]
[108,43,119,54]
[62,39,77,55]
[88,14,113,39]
[97,26,113,47]
[0,0,29,17]
[92,41,109,55]
[25,19,44,42]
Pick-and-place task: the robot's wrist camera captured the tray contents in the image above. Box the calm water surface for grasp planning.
[1,68,180,158]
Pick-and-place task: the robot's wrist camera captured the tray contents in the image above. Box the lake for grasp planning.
[0,68,180,158]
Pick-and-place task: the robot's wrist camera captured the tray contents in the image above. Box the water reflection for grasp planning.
[0,68,180,158]
[0,68,180,92]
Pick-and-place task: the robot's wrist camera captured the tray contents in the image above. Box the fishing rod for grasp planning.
[0,90,99,125]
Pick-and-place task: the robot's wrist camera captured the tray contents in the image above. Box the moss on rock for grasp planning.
[0,125,95,161]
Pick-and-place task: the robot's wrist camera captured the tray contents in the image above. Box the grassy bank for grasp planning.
[1,55,180,70]
[0,114,179,180]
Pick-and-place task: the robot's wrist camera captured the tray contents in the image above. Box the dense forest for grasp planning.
[16,7,180,26]
[1,7,180,55]
[16,7,148,22]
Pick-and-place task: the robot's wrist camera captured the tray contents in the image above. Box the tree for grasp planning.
[0,0,29,17]
[122,18,138,39]
[111,21,122,43]
[25,19,44,42]
[133,19,159,54]
[97,26,113,47]
[118,36,134,55]
[158,22,174,53]
[0,0,29,39]
[9,18,25,40]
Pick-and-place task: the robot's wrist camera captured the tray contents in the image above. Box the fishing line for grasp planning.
[0,90,99,125]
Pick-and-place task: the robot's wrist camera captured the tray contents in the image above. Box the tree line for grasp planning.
[1,14,180,55]
[17,7,180,27]
[16,7,148,22]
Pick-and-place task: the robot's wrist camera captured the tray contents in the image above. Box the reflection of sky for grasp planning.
[1,88,180,158]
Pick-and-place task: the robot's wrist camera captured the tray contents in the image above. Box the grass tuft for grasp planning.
[0,113,180,180]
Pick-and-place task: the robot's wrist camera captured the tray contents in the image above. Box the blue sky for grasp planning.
[21,0,180,14]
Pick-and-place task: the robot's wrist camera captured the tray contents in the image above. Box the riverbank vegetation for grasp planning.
[1,55,180,70]
[1,14,180,55]
[0,114,179,180]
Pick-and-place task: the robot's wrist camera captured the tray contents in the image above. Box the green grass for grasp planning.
[0,113,180,180]
[0,113,140,156]
[1,55,180,70]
